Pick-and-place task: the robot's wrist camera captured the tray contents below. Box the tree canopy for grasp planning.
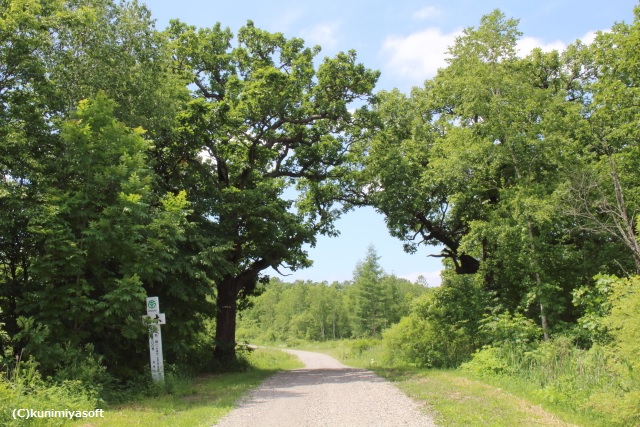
[345,9,639,341]
[162,18,379,361]
[2,0,640,389]
[0,0,378,370]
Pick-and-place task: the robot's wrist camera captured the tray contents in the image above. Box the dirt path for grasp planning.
[214,349,436,427]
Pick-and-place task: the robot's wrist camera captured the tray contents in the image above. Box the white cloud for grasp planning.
[516,36,567,56]
[517,30,601,57]
[381,26,605,90]
[579,30,599,45]
[413,6,441,21]
[400,270,442,287]
[300,22,340,50]
[381,27,461,81]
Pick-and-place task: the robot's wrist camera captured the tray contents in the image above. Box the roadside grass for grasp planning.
[79,348,302,427]
[377,368,602,427]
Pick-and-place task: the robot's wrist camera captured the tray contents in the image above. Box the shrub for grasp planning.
[460,346,510,377]
[462,330,637,425]
[586,389,640,427]
[478,312,542,351]
[348,338,377,356]
[52,344,111,396]
[599,275,640,372]
[383,311,476,368]
[583,275,640,426]
[0,358,99,427]
[382,276,486,368]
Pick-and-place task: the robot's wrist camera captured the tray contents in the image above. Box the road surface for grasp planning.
[214,349,436,427]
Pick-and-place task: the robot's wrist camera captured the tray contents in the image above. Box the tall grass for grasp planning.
[0,357,99,427]
[461,336,637,426]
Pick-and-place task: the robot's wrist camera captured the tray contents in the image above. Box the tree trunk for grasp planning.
[213,277,238,364]
[608,159,640,274]
[530,226,551,340]
[456,253,480,274]
[213,257,271,365]
[509,143,551,340]
[332,311,336,339]
[540,301,550,341]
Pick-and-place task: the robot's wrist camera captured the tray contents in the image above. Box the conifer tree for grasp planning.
[350,246,391,337]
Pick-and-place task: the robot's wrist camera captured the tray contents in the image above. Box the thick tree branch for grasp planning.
[194,78,223,101]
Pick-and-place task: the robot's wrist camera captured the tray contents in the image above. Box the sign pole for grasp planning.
[144,297,166,382]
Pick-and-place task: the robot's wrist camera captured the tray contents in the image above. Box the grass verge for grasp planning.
[79,348,302,427]
[376,368,598,427]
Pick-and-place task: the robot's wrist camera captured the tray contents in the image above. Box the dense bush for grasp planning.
[478,312,542,351]
[584,275,640,426]
[461,275,640,426]
[383,314,474,368]
[0,358,99,427]
[383,275,486,368]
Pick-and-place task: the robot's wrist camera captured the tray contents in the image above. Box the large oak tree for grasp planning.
[345,10,636,339]
[164,20,378,362]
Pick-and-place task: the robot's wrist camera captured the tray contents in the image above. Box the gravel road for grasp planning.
[214,349,436,427]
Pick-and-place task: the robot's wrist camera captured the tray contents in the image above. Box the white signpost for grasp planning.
[144,297,166,382]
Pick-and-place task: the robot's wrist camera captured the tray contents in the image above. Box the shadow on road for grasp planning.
[285,368,385,386]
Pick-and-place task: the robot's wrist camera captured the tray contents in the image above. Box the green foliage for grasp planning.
[0,357,99,427]
[345,338,378,357]
[583,275,640,426]
[350,246,393,337]
[162,17,379,362]
[239,247,429,344]
[343,5,640,348]
[346,9,601,339]
[0,308,12,365]
[462,338,619,421]
[559,7,640,274]
[479,312,542,351]
[1,4,640,420]
[383,314,437,367]
[459,346,510,377]
[2,0,379,372]
[598,275,640,371]
[12,94,190,374]
[383,274,486,368]
[573,275,616,345]
[0,0,203,378]
[462,275,640,426]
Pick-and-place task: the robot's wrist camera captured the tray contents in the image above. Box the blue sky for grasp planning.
[145,0,637,285]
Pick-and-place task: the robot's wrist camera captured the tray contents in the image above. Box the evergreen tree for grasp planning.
[350,246,390,337]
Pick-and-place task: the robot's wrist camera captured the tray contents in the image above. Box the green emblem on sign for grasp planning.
[147,300,157,309]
